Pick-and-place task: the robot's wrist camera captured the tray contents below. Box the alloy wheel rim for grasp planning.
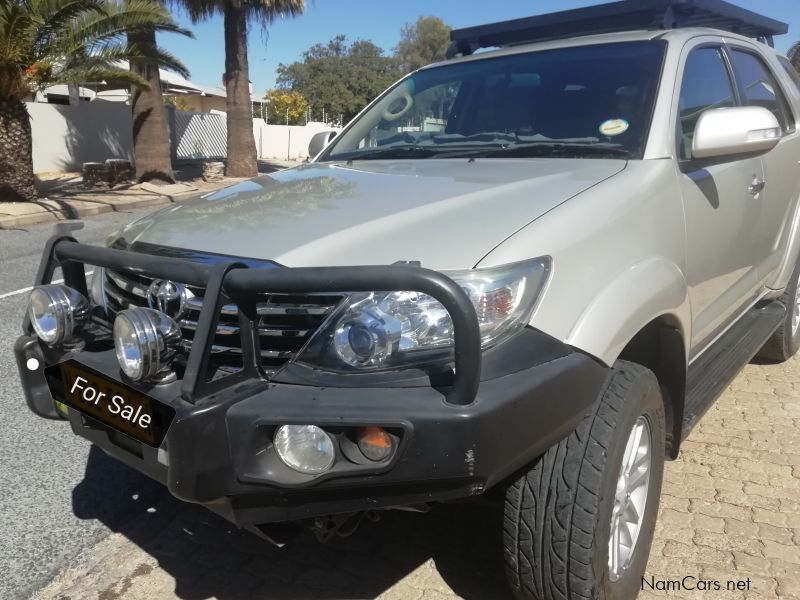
[608,415,652,582]
[792,276,800,336]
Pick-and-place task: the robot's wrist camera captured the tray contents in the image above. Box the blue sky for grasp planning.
[159,0,800,95]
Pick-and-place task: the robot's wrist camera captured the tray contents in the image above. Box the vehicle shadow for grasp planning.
[72,446,513,599]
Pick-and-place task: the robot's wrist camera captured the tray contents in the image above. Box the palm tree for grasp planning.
[0,0,189,201]
[178,0,304,178]
[129,25,187,182]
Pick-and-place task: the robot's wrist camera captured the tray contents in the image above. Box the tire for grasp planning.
[503,360,665,600]
[757,257,800,362]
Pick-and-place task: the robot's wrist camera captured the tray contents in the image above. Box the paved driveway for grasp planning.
[28,356,800,599]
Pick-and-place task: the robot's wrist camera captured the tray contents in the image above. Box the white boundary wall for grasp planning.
[26,101,341,172]
[253,121,341,160]
[27,101,133,173]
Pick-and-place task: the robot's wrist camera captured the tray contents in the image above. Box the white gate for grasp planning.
[171,110,227,160]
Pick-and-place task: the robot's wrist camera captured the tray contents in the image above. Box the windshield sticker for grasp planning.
[599,118,629,136]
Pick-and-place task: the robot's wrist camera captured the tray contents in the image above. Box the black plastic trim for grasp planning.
[447,0,787,58]
[15,332,608,522]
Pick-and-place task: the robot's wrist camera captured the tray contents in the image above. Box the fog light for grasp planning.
[29,284,90,345]
[357,426,393,461]
[113,308,181,382]
[274,425,335,474]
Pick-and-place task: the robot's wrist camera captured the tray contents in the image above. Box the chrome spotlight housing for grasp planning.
[29,284,91,346]
[113,307,182,383]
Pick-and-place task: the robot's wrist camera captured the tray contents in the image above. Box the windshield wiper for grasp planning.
[333,141,631,161]
[464,142,632,159]
[337,146,441,161]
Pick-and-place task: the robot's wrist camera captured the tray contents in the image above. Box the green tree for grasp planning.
[0,0,188,201]
[264,89,309,124]
[164,95,193,110]
[395,16,451,73]
[276,35,402,124]
[177,0,304,178]
[789,41,800,72]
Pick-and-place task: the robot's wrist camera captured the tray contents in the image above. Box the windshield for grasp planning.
[321,41,666,161]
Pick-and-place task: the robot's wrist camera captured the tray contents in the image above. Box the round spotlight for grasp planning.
[274,425,335,475]
[113,308,181,382]
[29,284,90,345]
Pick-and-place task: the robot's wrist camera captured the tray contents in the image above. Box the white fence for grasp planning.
[253,121,341,160]
[26,101,133,173]
[168,111,340,161]
[170,110,227,160]
[26,101,340,173]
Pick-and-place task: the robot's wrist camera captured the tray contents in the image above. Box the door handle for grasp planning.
[748,177,766,196]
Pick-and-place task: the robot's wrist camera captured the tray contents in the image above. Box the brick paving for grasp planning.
[32,356,800,600]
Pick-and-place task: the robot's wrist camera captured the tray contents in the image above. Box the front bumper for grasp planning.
[16,236,608,528]
[16,332,606,527]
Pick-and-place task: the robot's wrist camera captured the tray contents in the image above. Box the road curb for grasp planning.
[1,162,297,231]
[0,194,188,230]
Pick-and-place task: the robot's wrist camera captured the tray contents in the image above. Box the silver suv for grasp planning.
[16,1,800,597]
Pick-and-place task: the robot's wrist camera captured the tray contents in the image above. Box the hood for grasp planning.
[119,159,625,270]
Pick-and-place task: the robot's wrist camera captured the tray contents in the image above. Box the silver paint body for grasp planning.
[117,28,800,367]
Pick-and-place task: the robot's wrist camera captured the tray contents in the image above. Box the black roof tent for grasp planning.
[447,0,789,58]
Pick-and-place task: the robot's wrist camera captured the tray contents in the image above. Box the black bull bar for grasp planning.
[27,236,482,405]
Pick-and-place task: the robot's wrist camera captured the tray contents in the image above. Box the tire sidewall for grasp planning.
[594,376,665,600]
[785,259,800,356]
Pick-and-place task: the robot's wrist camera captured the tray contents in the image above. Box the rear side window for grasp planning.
[678,47,736,160]
[729,49,794,132]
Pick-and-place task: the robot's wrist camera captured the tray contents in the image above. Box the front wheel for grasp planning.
[503,361,665,600]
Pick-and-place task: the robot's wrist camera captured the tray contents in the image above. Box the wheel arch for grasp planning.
[564,257,691,458]
[565,257,691,366]
[616,316,686,459]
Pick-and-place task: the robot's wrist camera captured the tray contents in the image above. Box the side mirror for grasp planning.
[692,106,780,159]
[308,130,337,158]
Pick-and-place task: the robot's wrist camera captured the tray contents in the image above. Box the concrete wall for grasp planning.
[26,101,133,173]
[26,101,341,172]
[253,121,342,160]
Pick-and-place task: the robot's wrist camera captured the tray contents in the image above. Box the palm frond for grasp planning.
[0,0,190,101]
[175,0,305,26]
[125,41,190,77]
[52,65,149,88]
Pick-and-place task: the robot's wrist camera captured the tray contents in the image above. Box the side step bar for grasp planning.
[682,299,785,439]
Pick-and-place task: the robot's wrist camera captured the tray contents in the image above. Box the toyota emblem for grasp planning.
[147,280,192,321]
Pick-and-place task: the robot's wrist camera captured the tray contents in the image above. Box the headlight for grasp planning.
[29,284,90,346]
[298,257,550,371]
[113,308,181,382]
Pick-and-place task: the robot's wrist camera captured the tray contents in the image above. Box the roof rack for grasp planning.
[447,0,788,58]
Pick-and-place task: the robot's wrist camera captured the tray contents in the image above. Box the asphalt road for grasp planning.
[0,210,169,599]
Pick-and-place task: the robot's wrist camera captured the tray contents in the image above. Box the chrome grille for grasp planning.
[102,269,342,373]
